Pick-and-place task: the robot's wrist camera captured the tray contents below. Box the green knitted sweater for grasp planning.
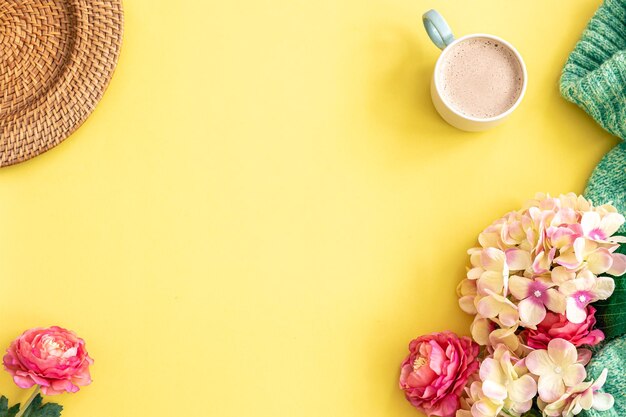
[560,0,626,416]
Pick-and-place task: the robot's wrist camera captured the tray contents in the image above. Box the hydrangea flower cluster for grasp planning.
[459,193,625,337]
[400,194,625,417]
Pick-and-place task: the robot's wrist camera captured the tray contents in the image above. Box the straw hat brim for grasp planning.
[0,0,123,167]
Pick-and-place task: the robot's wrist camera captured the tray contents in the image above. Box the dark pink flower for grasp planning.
[521,306,604,349]
[399,331,479,417]
[3,326,93,395]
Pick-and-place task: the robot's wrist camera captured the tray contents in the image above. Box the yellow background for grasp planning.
[0,0,620,416]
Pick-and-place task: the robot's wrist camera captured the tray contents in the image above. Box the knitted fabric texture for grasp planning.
[584,141,626,234]
[560,1,626,415]
[560,0,626,141]
[559,0,626,234]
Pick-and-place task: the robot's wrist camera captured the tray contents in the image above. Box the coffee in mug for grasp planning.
[423,10,527,131]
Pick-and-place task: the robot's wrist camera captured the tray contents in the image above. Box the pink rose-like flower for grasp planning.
[399,331,479,417]
[3,326,93,395]
[521,306,605,349]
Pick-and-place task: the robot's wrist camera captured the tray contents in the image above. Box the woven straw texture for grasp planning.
[0,0,123,167]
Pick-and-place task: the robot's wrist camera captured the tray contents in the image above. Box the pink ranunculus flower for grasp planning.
[399,331,480,417]
[521,306,605,349]
[3,326,93,395]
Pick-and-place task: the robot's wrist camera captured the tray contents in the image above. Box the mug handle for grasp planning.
[422,10,455,50]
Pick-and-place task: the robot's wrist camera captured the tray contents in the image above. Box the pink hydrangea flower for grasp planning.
[539,369,614,417]
[526,339,586,403]
[399,332,480,416]
[509,276,565,327]
[472,344,537,416]
[458,193,624,350]
[581,211,624,242]
[559,270,614,323]
[476,290,519,328]
[457,279,478,315]
[3,326,93,395]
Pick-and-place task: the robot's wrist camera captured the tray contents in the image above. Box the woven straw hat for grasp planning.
[0,0,123,167]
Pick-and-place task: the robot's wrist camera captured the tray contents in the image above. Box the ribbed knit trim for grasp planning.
[560,0,626,140]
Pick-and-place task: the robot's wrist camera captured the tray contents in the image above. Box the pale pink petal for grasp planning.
[518,298,546,327]
[566,298,588,324]
[599,212,625,237]
[550,227,578,248]
[573,236,586,255]
[547,338,578,367]
[499,305,519,327]
[581,212,601,236]
[467,267,483,280]
[479,231,501,249]
[533,251,552,274]
[544,288,566,314]
[593,393,615,411]
[562,363,586,387]
[551,266,575,285]
[506,249,531,271]
[479,358,504,385]
[554,250,581,270]
[509,275,531,300]
[508,374,537,403]
[555,238,585,269]
[459,296,477,315]
[469,249,482,267]
[594,277,615,300]
[470,317,491,346]
[457,278,477,296]
[577,269,596,280]
[559,278,582,296]
[526,350,553,376]
[571,392,591,414]
[482,380,507,401]
[481,248,506,271]
[477,271,505,295]
[510,399,532,414]
[472,400,502,417]
[538,373,565,402]
[587,248,614,274]
[477,296,502,319]
[592,368,609,390]
[489,327,520,352]
[607,253,626,276]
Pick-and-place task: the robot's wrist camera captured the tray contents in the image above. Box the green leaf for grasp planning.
[20,395,62,417]
[595,236,626,340]
[0,396,20,417]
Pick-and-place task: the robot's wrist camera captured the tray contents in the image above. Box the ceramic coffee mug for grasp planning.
[422,10,527,131]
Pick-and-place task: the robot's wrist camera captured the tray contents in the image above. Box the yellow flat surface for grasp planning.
[0,0,620,416]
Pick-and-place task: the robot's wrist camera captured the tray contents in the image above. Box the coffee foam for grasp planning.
[438,38,523,119]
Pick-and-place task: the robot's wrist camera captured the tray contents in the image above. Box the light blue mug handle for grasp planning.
[422,9,455,50]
